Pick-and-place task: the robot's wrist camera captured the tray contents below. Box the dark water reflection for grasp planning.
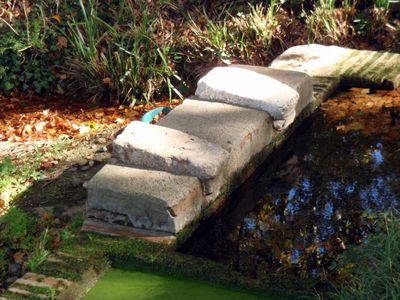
[180,92,400,280]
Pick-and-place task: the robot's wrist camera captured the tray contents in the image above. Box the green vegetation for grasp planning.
[27,227,50,271]
[0,155,42,201]
[0,207,34,250]
[0,0,398,102]
[63,0,181,104]
[1,0,400,298]
[332,213,400,299]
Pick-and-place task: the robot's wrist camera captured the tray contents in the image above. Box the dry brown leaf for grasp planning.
[57,36,68,49]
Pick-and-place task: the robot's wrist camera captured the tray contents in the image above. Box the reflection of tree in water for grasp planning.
[182,103,400,281]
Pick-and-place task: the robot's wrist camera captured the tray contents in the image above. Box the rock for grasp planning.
[94,153,111,162]
[88,160,95,167]
[81,166,91,171]
[86,164,205,234]
[113,121,229,180]
[195,66,312,129]
[77,159,88,167]
[96,137,107,144]
[96,146,108,153]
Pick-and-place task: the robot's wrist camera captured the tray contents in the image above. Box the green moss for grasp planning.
[11,283,57,298]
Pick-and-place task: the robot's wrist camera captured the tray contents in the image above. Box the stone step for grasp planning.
[270,44,352,76]
[14,272,72,291]
[86,164,205,235]
[195,65,313,129]
[158,98,274,198]
[271,44,400,89]
[113,121,229,180]
[8,287,47,299]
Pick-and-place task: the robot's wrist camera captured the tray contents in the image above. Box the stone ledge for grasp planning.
[195,65,312,129]
[113,121,229,180]
[86,164,205,234]
[271,44,400,89]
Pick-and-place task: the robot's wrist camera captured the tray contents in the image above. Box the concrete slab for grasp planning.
[113,121,229,180]
[270,44,350,76]
[86,164,205,234]
[271,44,400,89]
[230,65,313,128]
[195,65,312,129]
[195,67,295,124]
[158,98,274,198]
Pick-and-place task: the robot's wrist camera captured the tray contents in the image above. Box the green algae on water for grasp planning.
[83,268,274,300]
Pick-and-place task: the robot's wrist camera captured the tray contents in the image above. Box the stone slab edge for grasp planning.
[271,44,400,89]
[113,121,229,180]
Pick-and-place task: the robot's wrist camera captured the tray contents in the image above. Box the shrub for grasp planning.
[61,0,182,104]
[0,1,68,95]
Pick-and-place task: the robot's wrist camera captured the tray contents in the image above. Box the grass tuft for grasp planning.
[332,213,400,299]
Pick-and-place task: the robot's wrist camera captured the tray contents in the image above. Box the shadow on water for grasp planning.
[180,88,400,281]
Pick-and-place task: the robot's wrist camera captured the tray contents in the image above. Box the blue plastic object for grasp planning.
[140,106,172,124]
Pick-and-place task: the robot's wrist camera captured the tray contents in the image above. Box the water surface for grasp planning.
[83,268,273,300]
[181,88,400,280]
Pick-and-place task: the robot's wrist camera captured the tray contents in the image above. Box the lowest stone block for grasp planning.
[113,121,229,180]
[86,164,205,234]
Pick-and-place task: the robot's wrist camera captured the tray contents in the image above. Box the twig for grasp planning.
[22,0,30,42]
[0,16,19,35]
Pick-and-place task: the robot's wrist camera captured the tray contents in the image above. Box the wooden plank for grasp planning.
[82,219,176,245]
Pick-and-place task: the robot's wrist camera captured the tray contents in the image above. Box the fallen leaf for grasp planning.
[57,36,68,49]
[13,251,26,264]
[51,15,62,23]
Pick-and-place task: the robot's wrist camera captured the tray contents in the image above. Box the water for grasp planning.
[83,268,273,300]
[180,88,400,281]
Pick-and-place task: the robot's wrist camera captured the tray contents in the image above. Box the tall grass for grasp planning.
[63,0,182,104]
[332,213,400,299]
[307,0,356,44]
[374,0,390,9]
[185,0,283,72]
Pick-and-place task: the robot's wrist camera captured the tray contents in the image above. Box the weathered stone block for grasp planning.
[86,164,205,234]
[271,44,400,89]
[113,121,229,180]
[230,65,313,128]
[158,98,274,200]
[270,44,350,76]
[195,65,312,129]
